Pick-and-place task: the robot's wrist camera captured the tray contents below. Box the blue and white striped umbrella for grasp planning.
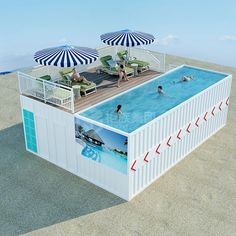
[100,29,155,47]
[34,45,99,67]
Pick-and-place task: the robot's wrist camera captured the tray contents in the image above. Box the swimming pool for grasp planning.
[80,66,228,133]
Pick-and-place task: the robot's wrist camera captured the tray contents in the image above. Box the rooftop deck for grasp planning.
[18,46,164,113]
[20,69,160,113]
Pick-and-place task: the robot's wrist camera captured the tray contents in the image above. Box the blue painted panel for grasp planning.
[31,144,38,153]
[26,142,32,150]
[23,109,28,117]
[29,127,36,137]
[29,112,34,120]
[23,109,38,154]
[30,120,35,128]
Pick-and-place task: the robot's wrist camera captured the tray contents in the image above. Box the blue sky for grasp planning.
[0,0,236,72]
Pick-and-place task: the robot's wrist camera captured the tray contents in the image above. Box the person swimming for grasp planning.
[116,104,122,114]
[157,85,164,94]
[173,75,193,84]
[182,75,193,81]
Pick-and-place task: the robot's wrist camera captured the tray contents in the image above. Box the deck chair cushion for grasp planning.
[71,81,96,90]
[100,55,113,68]
[117,50,149,68]
[128,59,149,67]
[60,68,74,75]
[40,75,51,81]
[65,74,72,80]
[117,50,128,61]
[107,59,118,68]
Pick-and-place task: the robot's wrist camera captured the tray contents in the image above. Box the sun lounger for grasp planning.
[59,68,97,96]
[117,50,149,73]
[39,75,52,81]
[47,87,72,107]
[100,55,134,78]
[31,75,52,99]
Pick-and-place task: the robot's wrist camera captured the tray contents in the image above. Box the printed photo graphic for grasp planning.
[75,117,128,175]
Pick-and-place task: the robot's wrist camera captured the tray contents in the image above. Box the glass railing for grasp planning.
[18,72,74,112]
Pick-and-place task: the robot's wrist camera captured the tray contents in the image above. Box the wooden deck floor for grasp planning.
[22,70,161,113]
[74,70,160,112]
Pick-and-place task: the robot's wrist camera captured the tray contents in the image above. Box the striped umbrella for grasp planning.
[34,45,99,67]
[100,29,155,47]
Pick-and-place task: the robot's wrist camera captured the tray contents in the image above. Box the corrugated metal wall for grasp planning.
[128,76,232,199]
[20,74,232,201]
[20,96,129,200]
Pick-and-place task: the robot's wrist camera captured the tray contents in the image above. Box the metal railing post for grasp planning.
[17,72,22,94]
[43,80,46,103]
[140,45,161,64]
[163,53,166,72]
[71,88,75,113]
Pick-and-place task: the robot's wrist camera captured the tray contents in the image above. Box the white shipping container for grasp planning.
[20,65,232,201]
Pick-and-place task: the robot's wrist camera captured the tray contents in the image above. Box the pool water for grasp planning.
[80,66,228,133]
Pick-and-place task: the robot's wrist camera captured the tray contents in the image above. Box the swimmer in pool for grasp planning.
[182,75,193,81]
[116,104,122,115]
[157,85,165,95]
[173,75,193,83]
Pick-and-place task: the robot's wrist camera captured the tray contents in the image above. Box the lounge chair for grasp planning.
[100,55,134,78]
[59,68,97,96]
[32,75,52,99]
[117,50,149,73]
[39,75,51,81]
[47,87,72,107]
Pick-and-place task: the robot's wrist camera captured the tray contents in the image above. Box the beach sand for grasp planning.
[0,54,235,236]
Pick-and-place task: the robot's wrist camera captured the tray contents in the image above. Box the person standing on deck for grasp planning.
[117,64,129,87]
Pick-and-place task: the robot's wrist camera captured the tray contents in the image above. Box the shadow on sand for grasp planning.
[0,123,125,236]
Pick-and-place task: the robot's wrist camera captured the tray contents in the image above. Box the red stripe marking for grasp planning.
[144,152,149,163]
[204,112,208,121]
[211,106,215,116]
[177,129,182,140]
[226,97,229,106]
[186,123,191,133]
[219,101,223,111]
[155,144,161,155]
[167,136,172,147]
[131,160,137,171]
[195,117,200,127]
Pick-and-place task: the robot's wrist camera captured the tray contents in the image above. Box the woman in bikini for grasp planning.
[117,64,129,87]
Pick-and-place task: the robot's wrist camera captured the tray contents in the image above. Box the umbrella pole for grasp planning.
[115,46,117,60]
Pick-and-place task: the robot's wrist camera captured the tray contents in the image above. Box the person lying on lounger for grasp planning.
[71,68,91,85]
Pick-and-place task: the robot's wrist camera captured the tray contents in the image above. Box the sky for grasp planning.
[0,0,236,72]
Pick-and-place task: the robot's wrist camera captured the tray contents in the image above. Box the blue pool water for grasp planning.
[80,66,228,133]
